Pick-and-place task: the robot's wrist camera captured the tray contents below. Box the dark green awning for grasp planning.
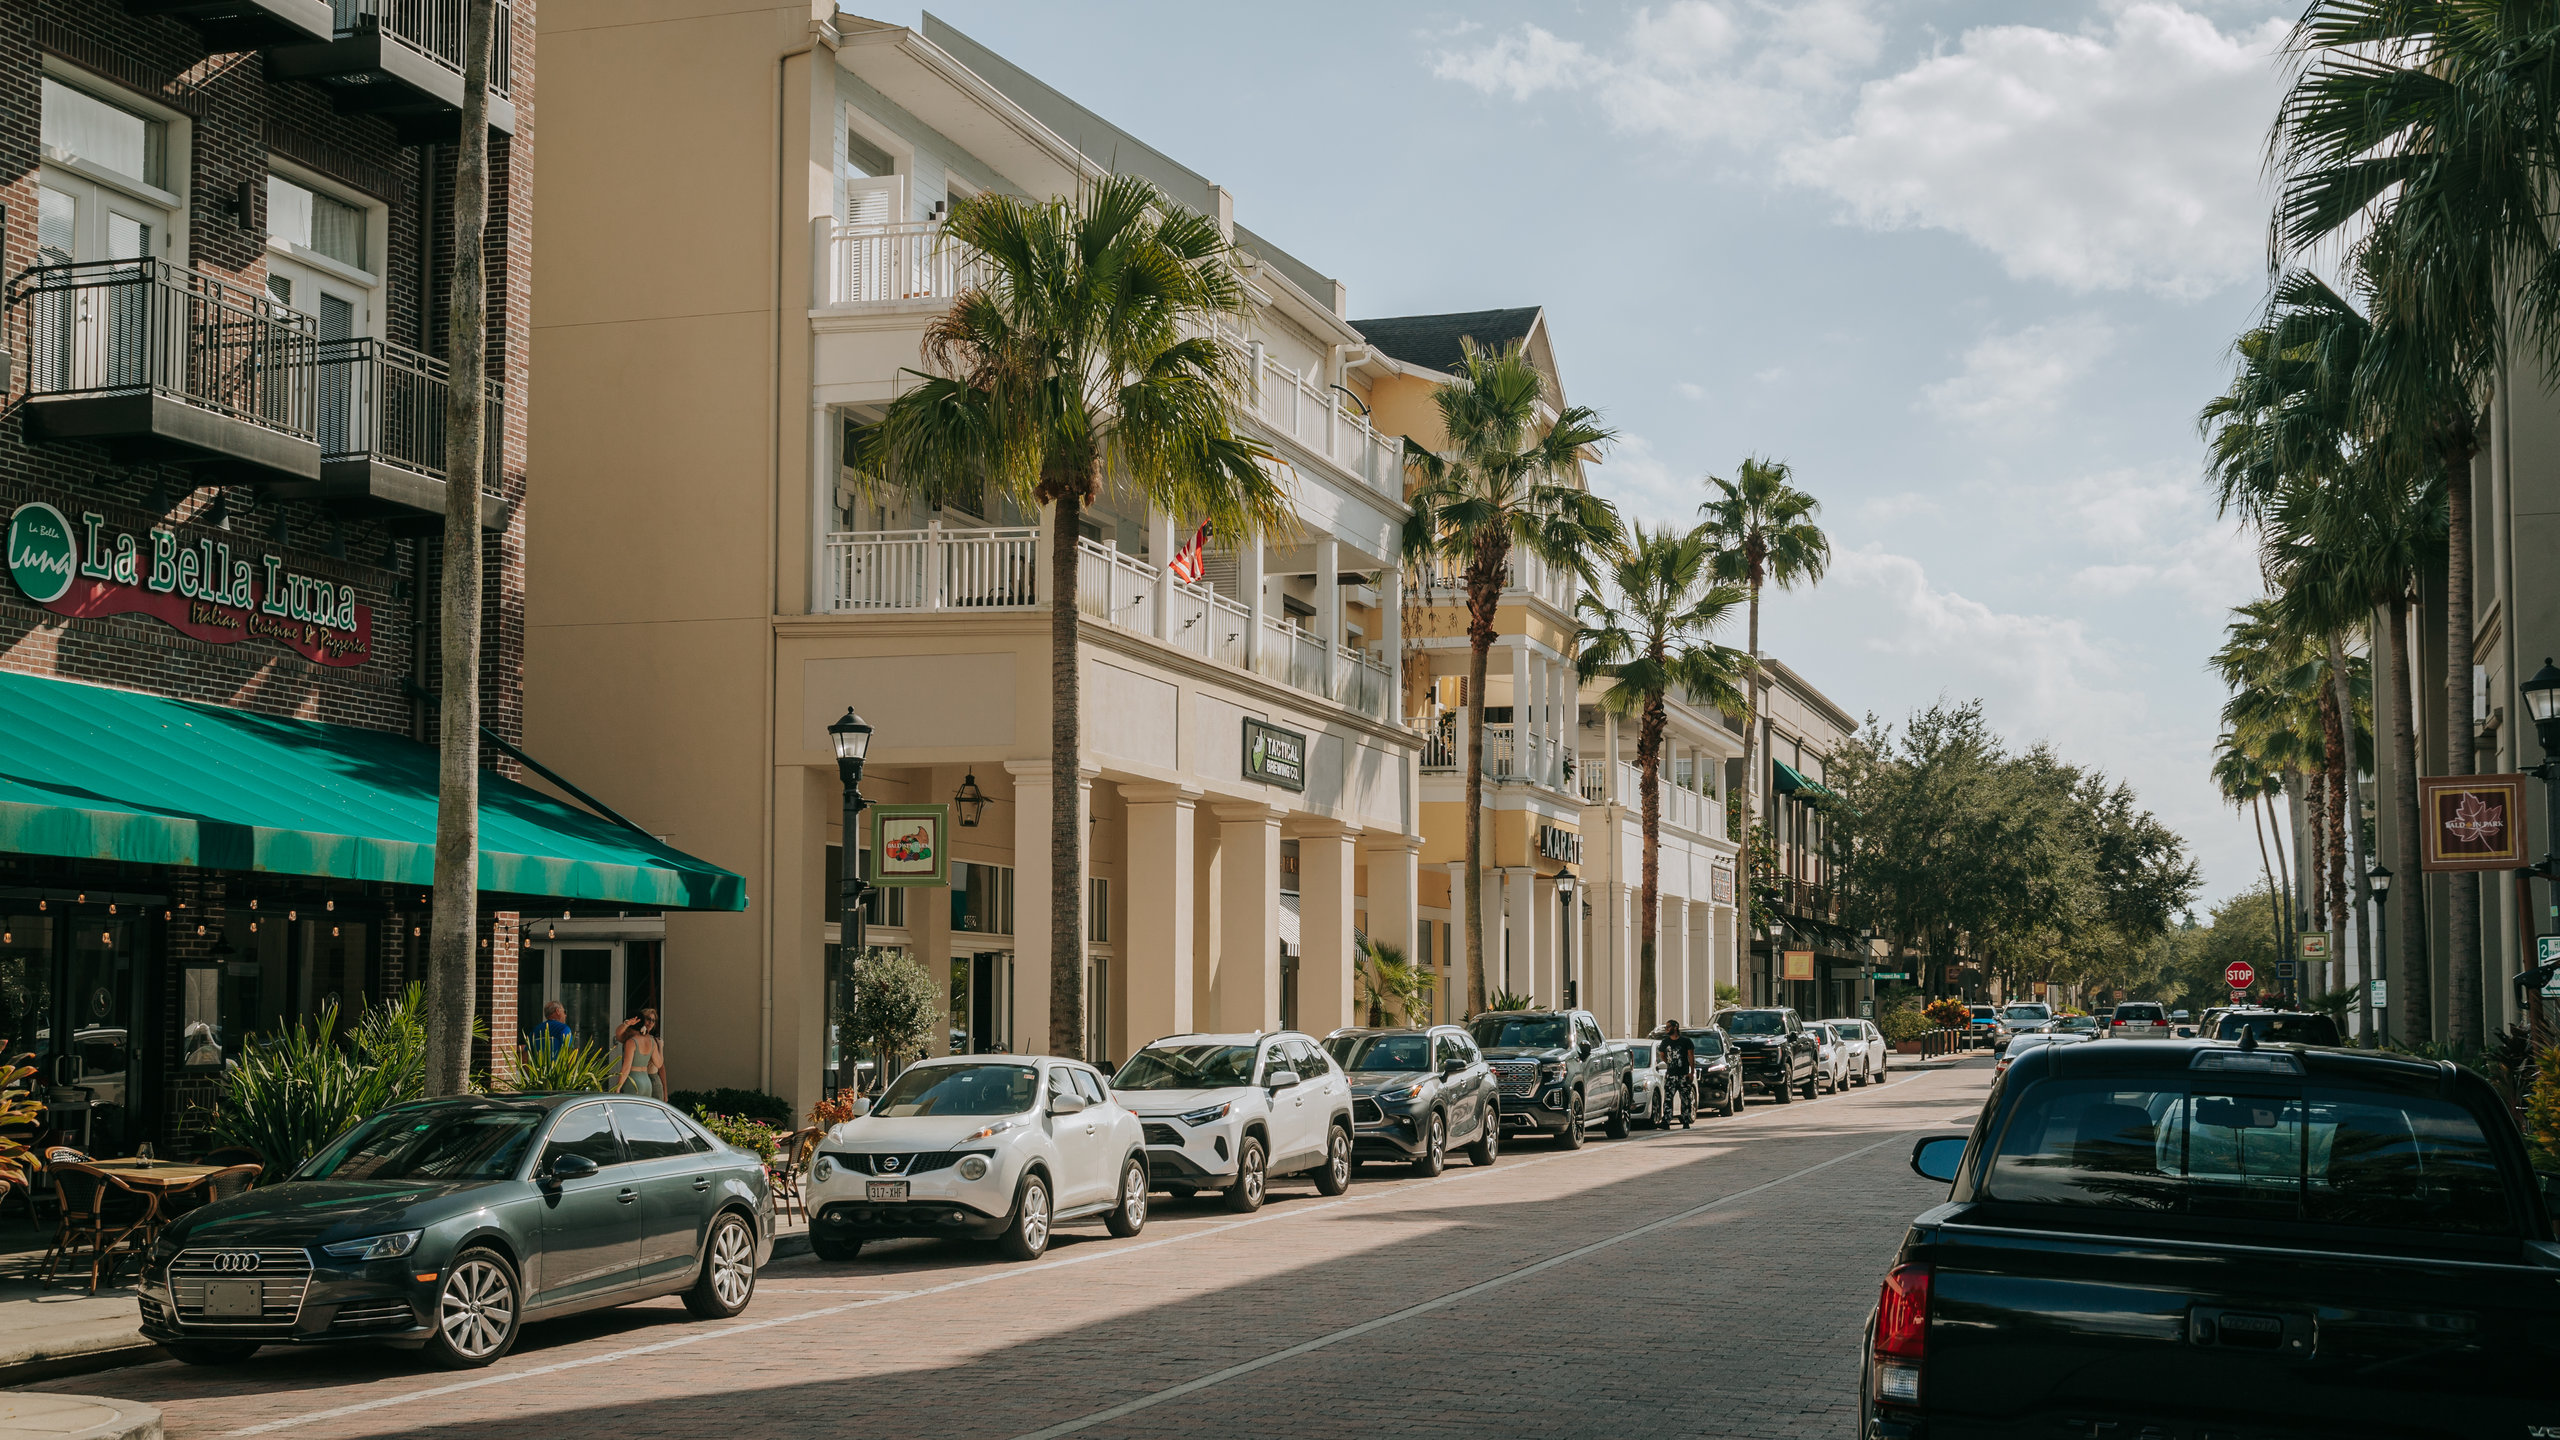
[1774,762,1834,802]
[0,670,744,911]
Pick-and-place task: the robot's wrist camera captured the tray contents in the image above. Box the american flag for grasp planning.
[1168,520,1212,584]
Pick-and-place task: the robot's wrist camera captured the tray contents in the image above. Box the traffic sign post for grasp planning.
[2224,960,2256,991]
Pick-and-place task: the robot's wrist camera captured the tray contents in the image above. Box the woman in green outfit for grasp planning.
[616,1009,666,1097]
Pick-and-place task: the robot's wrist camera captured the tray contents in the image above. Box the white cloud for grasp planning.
[1783,5,2287,297]
[1675,380,1707,401]
[1589,432,1695,529]
[1919,316,2115,429]
[1831,547,2134,730]
[1428,24,1603,101]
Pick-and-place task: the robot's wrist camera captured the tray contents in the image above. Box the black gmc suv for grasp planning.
[1466,1009,1632,1148]
[1870,1035,2560,1439]
[1715,1008,1818,1102]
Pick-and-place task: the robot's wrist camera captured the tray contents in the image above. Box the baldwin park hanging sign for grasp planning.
[6,502,373,667]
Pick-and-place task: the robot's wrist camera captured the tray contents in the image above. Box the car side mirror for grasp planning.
[1266,1069,1301,1091]
[847,1096,872,1118]
[1048,1091,1088,1116]
[1442,1058,1466,1077]
[1910,1135,1966,1184]
[544,1152,599,1189]
[1576,1043,1594,1060]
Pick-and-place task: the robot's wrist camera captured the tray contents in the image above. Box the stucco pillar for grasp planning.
[1443,862,1469,1020]
[1381,561,1405,718]
[1315,533,1342,700]
[1033,501,1056,606]
[1240,535,1268,671]
[1005,760,1089,1056]
[1122,783,1198,1045]
[1360,832,1421,968]
[1602,706,1620,804]
[1298,821,1358,1033]
[1509,641,1532,782]
[1531,873,1560,1007]
[1148,509,1177,640]
[1478,865,1507,1002]
[1503,865,1534,1002]
[1661,894,1689,1025]
[1212,802,1285,1030]
[1593,881,1631,1034]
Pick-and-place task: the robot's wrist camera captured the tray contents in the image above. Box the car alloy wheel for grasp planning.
[428,1251,519,1368]
[1000,1173,1051,1260]
[1316,1125,1354,1195]
[1414,1111,1447,1178]
[1226,1135,1267,1212]
[1559,1098,1587,1150]
[685,1213,757,1318]
[1106,1159,1148,1237]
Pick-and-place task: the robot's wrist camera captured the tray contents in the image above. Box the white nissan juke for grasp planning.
[803,1054,1148,1263]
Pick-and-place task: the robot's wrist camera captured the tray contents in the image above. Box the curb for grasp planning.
[0,1347,166,1394]
[771,1229,810,1262]
[0,1393,160,1440]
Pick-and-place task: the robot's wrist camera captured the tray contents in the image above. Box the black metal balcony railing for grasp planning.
[11,259,317,443]
[318,337,501,492]
[329,0,512,95]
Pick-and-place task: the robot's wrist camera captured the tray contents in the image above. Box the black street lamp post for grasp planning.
[829,707,874,1090]
[2516,661,2560,1042]
[2366,863,2391,1046]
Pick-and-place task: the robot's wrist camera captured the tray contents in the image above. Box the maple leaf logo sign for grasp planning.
[2446,791,2506,848]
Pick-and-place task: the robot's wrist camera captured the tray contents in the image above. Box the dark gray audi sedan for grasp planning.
[136,1094,774,1369]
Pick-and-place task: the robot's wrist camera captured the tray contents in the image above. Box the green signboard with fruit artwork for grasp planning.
[870,804,949,888]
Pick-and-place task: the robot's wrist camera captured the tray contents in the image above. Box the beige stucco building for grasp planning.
[526,6,1433,1108]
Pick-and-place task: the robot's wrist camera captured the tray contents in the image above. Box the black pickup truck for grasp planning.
[1466,1009,1632,1148]
[1869,1035,2560,1440]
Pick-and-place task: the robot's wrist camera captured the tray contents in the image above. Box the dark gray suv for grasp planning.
[1466,1009,1633,1148]
[1324,1026,1502,1175]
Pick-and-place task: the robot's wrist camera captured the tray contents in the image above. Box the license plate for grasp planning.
[201,1279,263,1318]
[866,1181,908,1201]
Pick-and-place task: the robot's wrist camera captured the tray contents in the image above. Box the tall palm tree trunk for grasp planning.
[2253,793,2285,960]
[2320,681,2349,999]
[1637,693,1664,1035]
[1049,490,1086,1057]
[2445,444,2481,1047]
[2385,594,2428,1044]
[1462,551,1500,1016]
[425,0,495,1096]
[1737,586,1760,1006]
[2324,631,2374,1038]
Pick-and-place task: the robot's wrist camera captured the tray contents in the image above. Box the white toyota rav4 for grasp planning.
[1113,1032,1356,1211]
[803,1054,1147,1263]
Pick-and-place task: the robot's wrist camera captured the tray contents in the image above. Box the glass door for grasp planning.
[266,258,364,454]
[520,944,626,1054]
[34,175,166,394]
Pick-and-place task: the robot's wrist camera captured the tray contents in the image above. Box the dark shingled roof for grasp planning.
[1349,307,1541,375]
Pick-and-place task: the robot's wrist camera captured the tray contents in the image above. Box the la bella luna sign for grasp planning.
[7,502,373,667]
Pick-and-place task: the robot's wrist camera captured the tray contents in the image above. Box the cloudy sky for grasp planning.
[904,1,2294,908]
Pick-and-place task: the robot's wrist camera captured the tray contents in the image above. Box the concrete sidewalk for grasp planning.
[0,1394,157,1440]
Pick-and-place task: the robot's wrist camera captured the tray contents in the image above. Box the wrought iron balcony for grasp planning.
[262,338,506,532]
[11,258,320,481]
[122,0,331,48]
[263,0,517,141]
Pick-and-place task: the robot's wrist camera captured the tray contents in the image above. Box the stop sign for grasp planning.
[2225,960,2256,990]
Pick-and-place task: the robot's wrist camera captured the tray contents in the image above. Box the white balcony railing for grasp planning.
[1576,759,1725,839]
[1406,552,1577,612]
[1243,347,1404,502]
[1075,538,1159,630]
[826,524,1038,612]
[821,220,989,306]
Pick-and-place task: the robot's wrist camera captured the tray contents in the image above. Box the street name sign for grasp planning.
[2224,960,2256,990]
[1872,971,1910,981]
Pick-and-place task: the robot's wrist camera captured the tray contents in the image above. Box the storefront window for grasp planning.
[824,845,907,929]
[218,909,376,1050]
[950,862,1012,935]
[0,916,54,1067]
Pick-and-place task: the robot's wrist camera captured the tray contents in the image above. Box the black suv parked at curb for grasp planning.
[1323,1026,1502,1175]
[1466,1009,1632,1148]
[1716,1008,1819,1102]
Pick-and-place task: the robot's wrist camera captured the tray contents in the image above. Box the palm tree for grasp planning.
[856,175,1287,1057]
[1575,524,1750,1034]
[2213,736,2294,954]
[424,0,503,1094]
[1401,340,1619,1017]
[1697,457,1829,1006]
[2273,6,2560,1043]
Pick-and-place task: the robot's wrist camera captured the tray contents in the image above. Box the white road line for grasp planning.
[219,1144,1589,1437]
[1002,1130,1911,1440]
[220,1072,1963,1439]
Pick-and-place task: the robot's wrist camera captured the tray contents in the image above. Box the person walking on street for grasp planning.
[616,1009,666,1097]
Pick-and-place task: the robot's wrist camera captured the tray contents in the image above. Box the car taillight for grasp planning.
[1872,1262,1930,1406]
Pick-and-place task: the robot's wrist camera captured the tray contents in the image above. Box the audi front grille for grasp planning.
[169,1248,314,1329]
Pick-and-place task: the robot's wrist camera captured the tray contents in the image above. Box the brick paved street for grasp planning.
[87,1060,1989,1440]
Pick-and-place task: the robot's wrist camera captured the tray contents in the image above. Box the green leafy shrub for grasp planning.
[2523,1048,2560,1174]
[212,985,462,1178]
[691,1106,782,1164]
[1713,983,1742,1011]
[504,1034,617,1094]
[1878,999,1931,1043]
[1487,990,1534,1012]
[667,1087,792,1125]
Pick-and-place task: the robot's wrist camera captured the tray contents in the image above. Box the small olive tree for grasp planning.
[841,948,942,1093]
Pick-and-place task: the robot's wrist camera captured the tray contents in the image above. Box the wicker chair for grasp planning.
[200,1147,262,1171]
[768,1128,817,1223]
[45,1163,154,1293]
[150,1163,261,1241]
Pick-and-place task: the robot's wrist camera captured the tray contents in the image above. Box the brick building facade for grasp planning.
[0,0,560,1152]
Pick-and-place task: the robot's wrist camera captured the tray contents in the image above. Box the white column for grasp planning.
[1299,821,1358,1034]
[1443,862,1469,1020]
[1004,760,1088,1058]
[1688,900,1713,1020]
[1361,834,1421,968]
[1212,802,1284,1030]
[1240,534,1268,671]
[1381,560,1404,719]
[1661,895,1689,1024]
[1602,706,1620,804]
[1148,509,1177,640]
[1315,533,1342,700]
[1504,865,1535,1002]
[1122,784,1198,1045]
[1510,641,1532,782]
[1480,865,1508,1002]
[1593,882,1631,1033]
[1032,502,1057,607]
[1532,873,1560,1007]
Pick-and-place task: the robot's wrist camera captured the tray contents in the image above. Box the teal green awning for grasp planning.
[0,670,745,911]
[1774,762,1834,801]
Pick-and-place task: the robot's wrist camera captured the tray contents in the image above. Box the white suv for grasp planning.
[1825,1019,1887,1086]
[803,1055,1147,1263]
[1114,1032,1356,1211]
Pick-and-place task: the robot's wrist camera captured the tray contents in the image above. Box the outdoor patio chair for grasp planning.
[147,1163,260,1247]
[200,1146,262,1171]
[44,1163,153,1293]
[769,1128,816,1223]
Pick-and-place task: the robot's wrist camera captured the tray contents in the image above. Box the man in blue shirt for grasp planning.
[537,1000,573,1055]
